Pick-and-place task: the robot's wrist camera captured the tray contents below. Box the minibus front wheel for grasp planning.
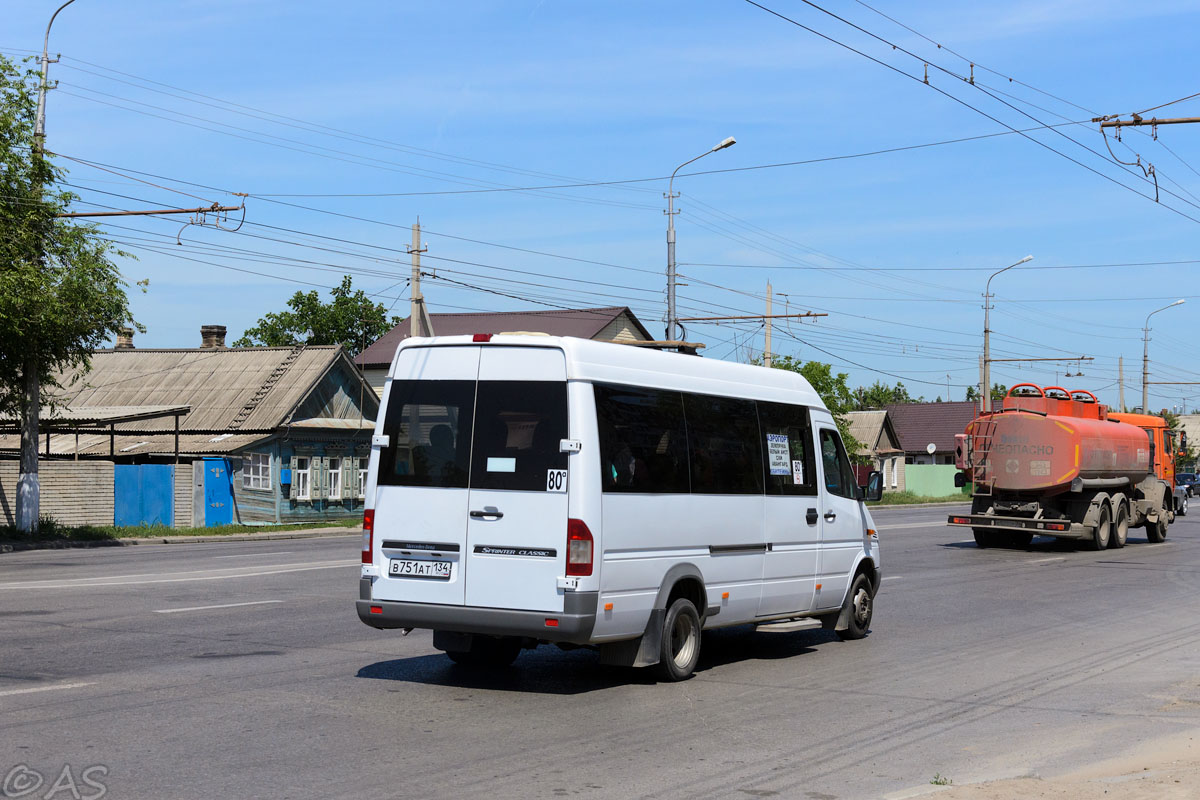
[836,573,874,641]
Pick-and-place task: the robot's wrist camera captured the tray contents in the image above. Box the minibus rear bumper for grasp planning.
[357,583,598,643]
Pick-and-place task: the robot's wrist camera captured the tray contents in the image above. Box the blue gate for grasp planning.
[202,457,234,526]
[114,464,175,527]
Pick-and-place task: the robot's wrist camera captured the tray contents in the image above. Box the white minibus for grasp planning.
[357,334,882,680]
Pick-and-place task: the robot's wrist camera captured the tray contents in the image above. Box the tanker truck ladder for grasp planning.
[973,416,998,496]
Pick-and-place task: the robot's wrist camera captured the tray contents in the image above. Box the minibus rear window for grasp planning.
[470,381,568,491]
[378,380,475,488]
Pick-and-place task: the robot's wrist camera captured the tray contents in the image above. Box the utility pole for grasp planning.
[978,355,985,411]
[408,221,434,338]
[764,281,773,368]
[1118,356,1126,412]
[1143,300,1185,413]
[18,0,78,534]
[946,373,951,402]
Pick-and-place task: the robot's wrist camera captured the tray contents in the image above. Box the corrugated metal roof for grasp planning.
[47,346,352,432]
[844,410,903,456]
[355,306,652,367]
[0,405,190,426]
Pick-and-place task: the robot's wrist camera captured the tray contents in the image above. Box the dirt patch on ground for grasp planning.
[926,730,1200,800]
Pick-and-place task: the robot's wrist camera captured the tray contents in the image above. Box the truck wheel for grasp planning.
[1086,504,1111,551]
[656,598,702,681]
[836,573,874,641]
[1147,509,1168,543]
[1110,503,1128,549]
[973,528,995,548]
[446,636,522,668]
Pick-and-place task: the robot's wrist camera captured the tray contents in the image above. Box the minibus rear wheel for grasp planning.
[446,636,522,668]
[657,598,702,681]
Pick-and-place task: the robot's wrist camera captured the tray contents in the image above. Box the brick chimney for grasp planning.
[115,327,135,349]
[200,324,227,349]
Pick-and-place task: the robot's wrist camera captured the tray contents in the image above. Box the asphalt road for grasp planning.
[3,505,1200,800]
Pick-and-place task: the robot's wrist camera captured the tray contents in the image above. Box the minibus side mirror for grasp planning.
[859,470,883,503]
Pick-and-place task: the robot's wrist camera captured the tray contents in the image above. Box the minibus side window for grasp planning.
[819,428,857,499]
[470,381,568,491]
[595,384,689,494]
[758,401,817,496]
[378,380,475,488]
[683,393,763,495]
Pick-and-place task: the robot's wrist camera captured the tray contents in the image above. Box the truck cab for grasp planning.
[1109,412,1188,517]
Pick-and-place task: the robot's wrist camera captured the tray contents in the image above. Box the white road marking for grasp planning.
[0,560,357,590]
[1030,557,1066,564]
[0,682,95,698]
[877,521,943,531]
[211,551,295,559]
[881,575,903,581]
[154,600,283,614]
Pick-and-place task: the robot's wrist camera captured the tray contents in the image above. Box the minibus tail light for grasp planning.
[472,333,493,342]
[362,509,374,564]
[566,518,593,577]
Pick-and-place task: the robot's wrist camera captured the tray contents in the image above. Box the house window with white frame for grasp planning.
[357,457,368,499]
[243,452,271,491]
[890,457,899,488]
[294,457,311,500]
[328,456,342,500]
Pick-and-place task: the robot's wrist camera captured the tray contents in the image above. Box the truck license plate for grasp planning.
[389,558,452,580]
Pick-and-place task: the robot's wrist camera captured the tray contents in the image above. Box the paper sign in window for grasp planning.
[792,459,804,484]
[486,457,516,473]
[767,434,791,476]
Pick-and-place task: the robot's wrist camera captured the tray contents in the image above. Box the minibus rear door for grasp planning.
[464,347,570,613]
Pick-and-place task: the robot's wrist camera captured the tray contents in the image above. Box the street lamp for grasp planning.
[981,254,1034,411]
[665,136,736,342]
[1143,299,1185,412]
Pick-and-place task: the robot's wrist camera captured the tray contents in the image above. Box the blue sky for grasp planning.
[6,0,1200,411]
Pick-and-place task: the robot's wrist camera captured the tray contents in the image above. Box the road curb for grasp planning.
[0,528,359,553]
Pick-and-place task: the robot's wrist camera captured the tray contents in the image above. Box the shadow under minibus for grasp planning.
[356,625,834,693]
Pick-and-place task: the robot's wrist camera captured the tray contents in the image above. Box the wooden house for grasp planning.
[0,325,378,527]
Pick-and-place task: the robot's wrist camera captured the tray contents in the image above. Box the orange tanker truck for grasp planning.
[947,384,1188,549]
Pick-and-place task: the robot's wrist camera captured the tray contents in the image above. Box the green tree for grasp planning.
[764,355,866,462]
[965,383,1008,405]
[234,275,399,357]
[0,55,137,532]
[853,380,922,409]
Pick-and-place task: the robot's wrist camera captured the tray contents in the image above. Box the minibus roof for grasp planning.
[395,335,827,410]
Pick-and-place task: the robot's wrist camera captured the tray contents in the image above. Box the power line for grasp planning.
[741,0,1200,227]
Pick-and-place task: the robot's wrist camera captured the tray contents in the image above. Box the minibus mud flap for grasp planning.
[599,609,665,668]
[599,564,708,668]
